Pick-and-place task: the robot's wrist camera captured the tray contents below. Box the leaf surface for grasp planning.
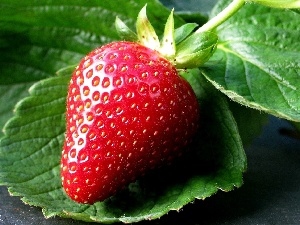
[201,0,300,121]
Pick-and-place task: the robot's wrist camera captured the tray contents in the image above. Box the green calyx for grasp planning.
[115,5,218,69]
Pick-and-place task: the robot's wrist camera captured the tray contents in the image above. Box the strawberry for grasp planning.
[61,5,216,204]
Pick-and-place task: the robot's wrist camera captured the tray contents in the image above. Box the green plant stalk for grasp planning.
[196,0,245,33]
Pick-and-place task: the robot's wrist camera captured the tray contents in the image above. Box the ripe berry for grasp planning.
[61,41,199,204]
[60,5,214,204]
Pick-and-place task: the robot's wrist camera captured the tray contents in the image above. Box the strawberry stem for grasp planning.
[196,0,245,33]
[247,0,300,8]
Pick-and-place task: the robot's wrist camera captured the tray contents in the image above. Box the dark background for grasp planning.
[1,0,300,224]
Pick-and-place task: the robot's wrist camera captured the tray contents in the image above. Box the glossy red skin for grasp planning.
[61,41,200,204]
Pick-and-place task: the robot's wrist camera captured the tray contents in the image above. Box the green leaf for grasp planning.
[0,68,246,223]
[201,0,300,122]
[0,83,33,138]
[115,17,138,42]
[228,101,268,146]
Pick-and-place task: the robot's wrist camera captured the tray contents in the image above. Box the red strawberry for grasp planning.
[61,40,199,204]
[59,5,214,204]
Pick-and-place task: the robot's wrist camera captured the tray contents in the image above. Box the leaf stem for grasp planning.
[196,0,245,33]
